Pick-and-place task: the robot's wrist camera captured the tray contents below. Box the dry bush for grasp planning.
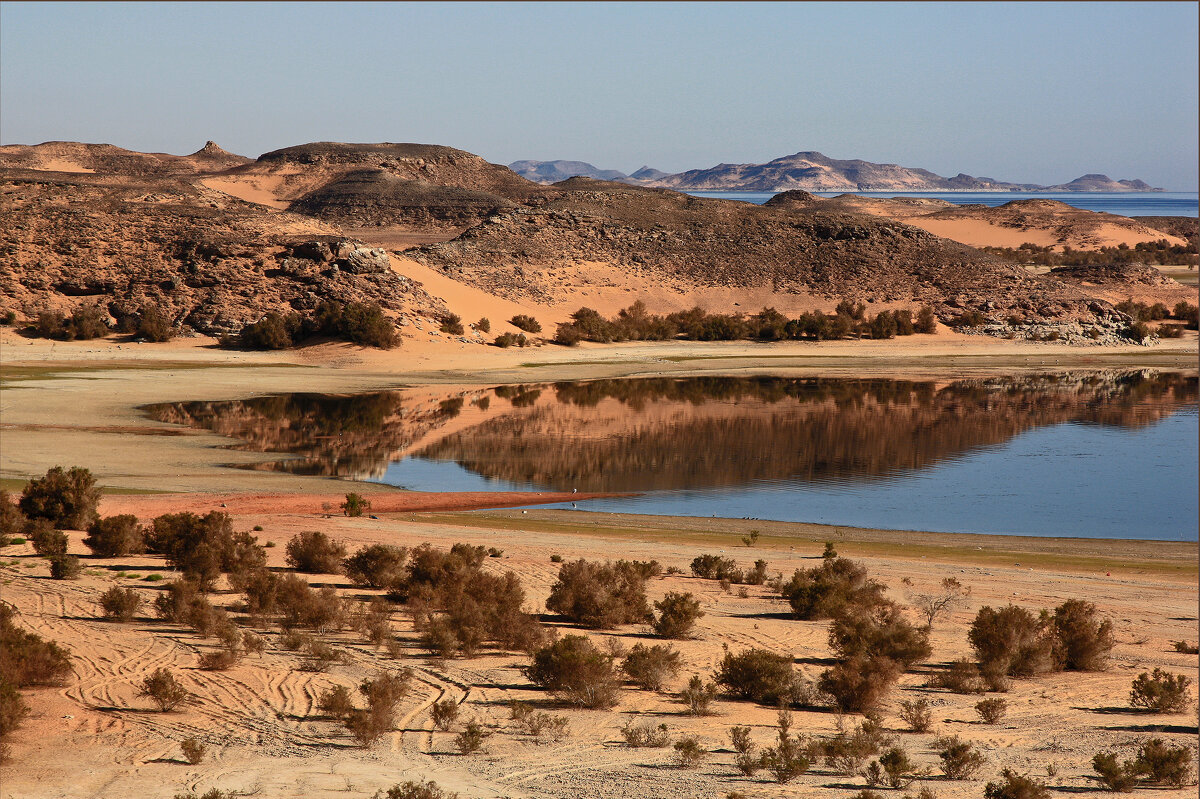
[345,669,411,746]
[0,491,27,544]
[935,734,986,779]
[343,544,407,588]
[139,668,190,711]
[714,647,796,705]
[180,736,206,764]
[49,555,82,579]
[174,790,235,799]
[18,466,100,530]
[865,745,919,789]
[0,676,27,763]
[439,313,465,335]
[819,655,901,713]
[828,601,931,669]
[473,318,490,333]
[508,314,542,333]
[299,639,345,672]
[985,769,1051,799]
[240,568,279,622]
[1173,640,1199,654]
[383,780,459,799]
[32,305,110,341]
[0,604,73,691]
[508,701,569,741]
[1129,668,1193,713]
[99,586,143,621]
[1092,752,1138,792]
[84,514,146,557]
[968,605,1056,680]
[454,720,491,754]
[910,577,971,629]
[778,557,886,620]
[621,719,671,747]
[546,559,651,628]
[690,554,741,581]
[679,674,720,715]
[524,634,620,708]
[276,574,349,632]
[431,698,459,731]
[317,685,355,719]
[621,643,681,691]
[898,696,933,732]
[147,511,263,590]
[153,579,217,632]
[198,648,240,671]
[354,597,393,648]
[29,524,68,558]
[821,716,892,776]
[762,709,809,783]
[730,725,762,775]
[652,592,704,639]
[928,658,986,694]
[1129,738,1194,787]
[285,531,347,574]
[673,736,708,768]
[975,697,1007,724]
[1051,599,1114,671]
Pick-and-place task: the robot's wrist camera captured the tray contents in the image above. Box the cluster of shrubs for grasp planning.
[220,300,399,350]
[552,301,938,345]
[1115,299,1198,331]
[0,603,73,760]
[1093,738,1194,790]
[690,553,769,586]
[544,558,658,628]
[316,669,412,746]
[2,466,106,578]
[983,239,1198,267]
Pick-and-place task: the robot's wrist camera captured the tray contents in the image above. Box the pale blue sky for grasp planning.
[2,2,1197,188]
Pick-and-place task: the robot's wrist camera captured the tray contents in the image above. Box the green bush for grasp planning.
[31,304,111,340]
[714,647,796,705]
[493,332,528,347]
[827,602,931,669]
[652,592,704,639]
[439,313,465,335]
[18,466,101,530]
[935,734,986,779]
[778,557,886,620]
[690,554,741,581]
[968,605,1056,679]
[340,492,371,517]
[1129,668,1193,713]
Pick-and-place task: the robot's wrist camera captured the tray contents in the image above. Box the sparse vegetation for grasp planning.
[762,709,809,783]
[18,465,101,530]
[430,698,459,731]
[525,634,619,708]
[1129,668,1193,713]
[546,559,651,628]
[652,591,704,639]
[30,304,111,341]
[679,674,720,715]
[381,781,460,799]
[911,577,971,629]
[221,301,399,350]
[935,735,987,779]
[454,720,491,754]
[285,530,348,574]
[621,643,681,690]
[975,697,1007,724]
[508,314,542,333]
[99,586,143,621]
[180,736,206,764]
[439,313,465,335]
[138,668,190,711]
[620,719,671,747]
[984,769,1051,799]
[898,696,933,732]
[673,736,708,768]
[341,492,371,517]
[778,556,885,620]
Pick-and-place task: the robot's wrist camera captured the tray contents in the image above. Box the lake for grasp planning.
[144,371,1199,541]
[684,190,1200,218]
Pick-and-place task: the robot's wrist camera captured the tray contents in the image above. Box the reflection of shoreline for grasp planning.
[142,371,1198,490]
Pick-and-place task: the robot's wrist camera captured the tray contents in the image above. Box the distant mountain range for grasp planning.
[509,152,1162,193]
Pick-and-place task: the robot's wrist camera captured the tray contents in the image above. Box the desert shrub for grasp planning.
[820,717,891,776]
[525,634,619,708]
[174,791,235,799]
[285,531,347,573]
[154,578,208,623]
[147,511,261,590]
[935,734,987,779]
[0,604,73,687]
[0,676,29,762]
[383,781,459,799]
[509,702,570,741]
[179,736,206,764]
[454,720,491,754]
[819,655,901,713]
[1158,322,1184,338]
[984,769,1051,799]
[975,697,1007,724]
[508,314,542,333]
[744,559,769,585]
[277,575,348,632]
[1172,640,1198,654]
[898,696,933,732]
[1129,668,1193,713]
[913,306,937,333]
[99,586,143,621]
[546,559,650,628]
[1092,752,1138,792]
[621,719,671,747]
[493,332,528,347]
[911,577,971,630]
[929,658,986,694]
[355,597,393,648]
[32,304,111,340]
[131,303,175,342]
[49,555,81,579]
[968,605,1056,679]
[1130,738,1194,787]
[29,525,68,558]
[863,744,919,788]
[345,669,411,744]
[1124,320,1152,343]
[472,317,491,333]
[762,709,809,783]
[690,554,741,581]
[715,647,797,705]
[139,668,190,711]
[621,643,681,691]
[431,698,458,731]
[949,309,987,328]
[1051,599,1114,671]
[439,313,465,335]
[673,736,708,768]
[19,465,100,529]
[652,592,704,639]
[868,311,898,339]
[232,311,300,349]
[317,684,356,719]
[778,557,886,620]
[828,602,931,669]
[84,514,146,557]
[198,648,240,671]
[0,491,26,539]
[341,492,371,517]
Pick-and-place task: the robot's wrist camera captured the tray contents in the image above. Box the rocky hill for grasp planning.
[508,150,1164,193]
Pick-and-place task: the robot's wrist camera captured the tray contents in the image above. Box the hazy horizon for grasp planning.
[2,2,1197,189]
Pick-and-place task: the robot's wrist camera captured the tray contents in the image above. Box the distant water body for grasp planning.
[684,190,1199,218]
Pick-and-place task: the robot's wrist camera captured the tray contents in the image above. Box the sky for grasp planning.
[2,1,1197,189]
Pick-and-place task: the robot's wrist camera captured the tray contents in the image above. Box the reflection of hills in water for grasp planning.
[143,371,1197,490]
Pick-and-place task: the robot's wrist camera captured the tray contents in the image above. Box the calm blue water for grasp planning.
[685,191,1199,218]
[378,406,1198,541]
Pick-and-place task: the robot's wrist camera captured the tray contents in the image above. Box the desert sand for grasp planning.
[1,330,1197,799]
